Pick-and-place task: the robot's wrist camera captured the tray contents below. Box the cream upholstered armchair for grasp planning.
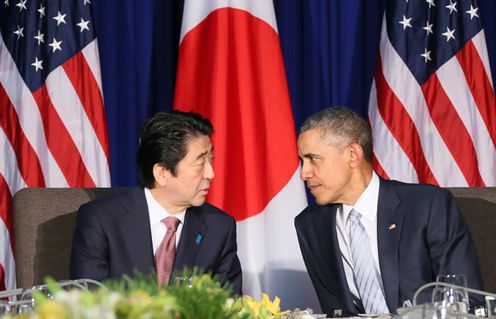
[12,187,130,288]
[10,187,496,292]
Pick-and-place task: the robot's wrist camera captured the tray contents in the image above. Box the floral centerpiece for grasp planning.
[4,270,319,319]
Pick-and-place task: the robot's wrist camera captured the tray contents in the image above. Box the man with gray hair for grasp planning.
[295,107,483,316]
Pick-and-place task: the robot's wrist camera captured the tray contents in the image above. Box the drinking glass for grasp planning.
[0,300,11,316]
[432,287,467,317]
[12,300,35,314]
[18,285,50,313]
[486,296,496,318]
[432,274,469,315]
[397,303,446,319]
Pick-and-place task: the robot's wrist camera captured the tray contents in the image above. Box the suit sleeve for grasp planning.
[295,217,326,305]
[214,217,242,295]
[70,202,110,281]
[295,215,355,316]
[426,189,484,303]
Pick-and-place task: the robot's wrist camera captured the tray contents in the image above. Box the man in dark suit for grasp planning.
[295,107,483,316]
[70,111,242,295]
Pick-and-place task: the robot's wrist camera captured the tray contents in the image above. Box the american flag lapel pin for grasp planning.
[388,223,397,230]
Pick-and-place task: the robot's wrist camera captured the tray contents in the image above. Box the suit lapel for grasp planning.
[173,206,206,272]
[377,179,403,311]
[119,188,155,274]
[312,205,357,313]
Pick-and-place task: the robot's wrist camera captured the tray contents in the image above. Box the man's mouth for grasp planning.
[306,182,321,189]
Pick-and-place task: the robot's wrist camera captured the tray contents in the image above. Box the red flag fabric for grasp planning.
[0,0,110,290]
[369,1,496,186]
[174,0,318,309]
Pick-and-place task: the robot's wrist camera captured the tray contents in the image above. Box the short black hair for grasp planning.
[136,110,213,188]
[300,107,373,163]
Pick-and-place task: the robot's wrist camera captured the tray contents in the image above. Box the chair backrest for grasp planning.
[11,187,496,292]
[12,187,130,288]
[448,187,496,293]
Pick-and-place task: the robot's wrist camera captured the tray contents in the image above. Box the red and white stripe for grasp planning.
[369,15,496,187]
[0,35,110,290]
[0,127,27,291]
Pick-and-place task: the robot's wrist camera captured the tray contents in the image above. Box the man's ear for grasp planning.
[348,143,365,168]
[152,164,170,187]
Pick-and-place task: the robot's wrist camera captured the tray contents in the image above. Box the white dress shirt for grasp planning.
[144,188,186,255]
[335,172,386,303]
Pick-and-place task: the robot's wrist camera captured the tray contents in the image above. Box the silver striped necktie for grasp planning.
[348,209,389,315]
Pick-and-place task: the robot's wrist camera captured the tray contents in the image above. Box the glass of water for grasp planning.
[0,300,11,316]
[432,274,469,315]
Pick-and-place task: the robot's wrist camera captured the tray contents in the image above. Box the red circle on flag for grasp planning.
[175,8,299,221]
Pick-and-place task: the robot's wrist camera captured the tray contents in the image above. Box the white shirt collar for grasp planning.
[342,171,380,223]
[144,187,186,225]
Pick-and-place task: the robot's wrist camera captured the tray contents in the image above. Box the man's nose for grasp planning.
[204,160,215,179]
[300,162,312,180]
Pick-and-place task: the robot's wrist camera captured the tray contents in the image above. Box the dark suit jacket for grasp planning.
[295,178,483,316]
[70,187,242,295]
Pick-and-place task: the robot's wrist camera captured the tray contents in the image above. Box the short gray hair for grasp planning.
[300,107,373,163]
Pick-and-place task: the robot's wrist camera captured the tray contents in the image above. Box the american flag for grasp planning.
[0,0,110,291]
[369,0,496,186]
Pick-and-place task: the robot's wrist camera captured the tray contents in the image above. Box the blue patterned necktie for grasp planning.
[348,209,389,315]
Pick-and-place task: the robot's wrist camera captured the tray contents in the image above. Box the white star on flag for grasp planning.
[31,57,43,72]
[466,5,479,20]
[446,0,457,14]
[399,15,413,30]
[421,48,432,63]
[426,0,435,8]
[13,25,24,39]
[77,18,90,32]
[53,11,67,26]
[48,38,63,52]
[15,0,26,11]
[442,27,456,42]
[423,21,433,35]
[38,4,45,18]
[34,30,44,45]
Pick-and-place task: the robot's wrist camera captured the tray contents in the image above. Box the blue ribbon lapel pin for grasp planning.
[195,233,203,245]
